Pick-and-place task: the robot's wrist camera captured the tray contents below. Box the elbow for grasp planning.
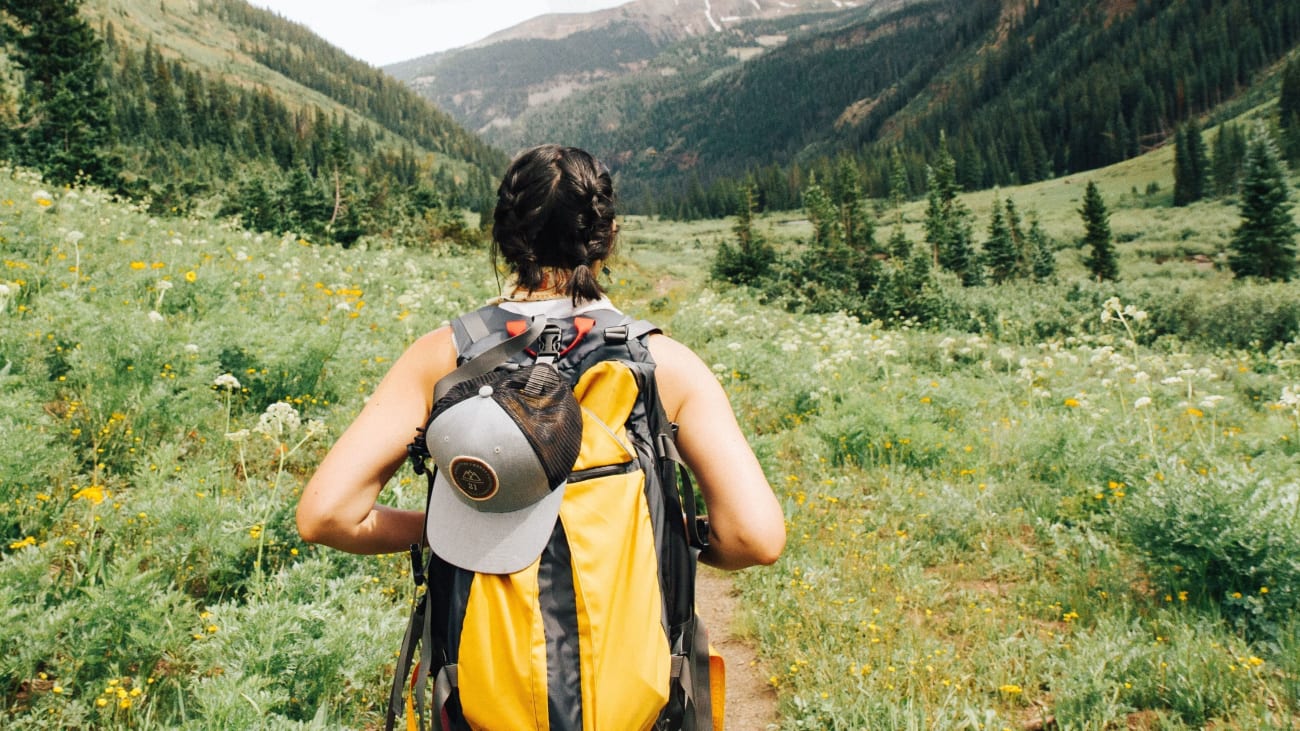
[708,521,786,569]
[747,525,786,567]
[295,500,334,547]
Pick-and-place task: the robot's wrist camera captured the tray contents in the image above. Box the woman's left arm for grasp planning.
[296,327,457,554]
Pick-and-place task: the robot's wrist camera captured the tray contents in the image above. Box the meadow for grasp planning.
[2,157,1299,730]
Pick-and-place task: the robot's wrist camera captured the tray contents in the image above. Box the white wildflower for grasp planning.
[1134,371,1150,384]
[1161,376,1184,386]
[213,373,242,391]
[1134,396,1152,409]
[304,419,328,439]
[1199,395,1224,410]
[65,230,85,244]
[254,402,301,437]
[235,250,250,262]
[156,279,173,292]
[225,429,250,443]
[184,343,200,354]
[147,310,164,323]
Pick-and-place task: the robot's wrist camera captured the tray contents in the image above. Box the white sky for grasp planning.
[247,0,632,67]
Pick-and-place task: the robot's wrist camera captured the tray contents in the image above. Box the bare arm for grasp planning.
[648,334,786,570]
[296,327,458,554]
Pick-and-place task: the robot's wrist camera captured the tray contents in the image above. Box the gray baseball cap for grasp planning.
[423,363,583,574]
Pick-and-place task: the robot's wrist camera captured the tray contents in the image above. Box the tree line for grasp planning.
[714,120,1297,325]
[639,0,1300,221]
[0,0,504,247]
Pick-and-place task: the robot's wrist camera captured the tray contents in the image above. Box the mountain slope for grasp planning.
[384,0,899,137]
[6,0,506,242]
[390,0,1300,216]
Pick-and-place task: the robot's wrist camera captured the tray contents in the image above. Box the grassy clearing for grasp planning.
[1,157,1298,729]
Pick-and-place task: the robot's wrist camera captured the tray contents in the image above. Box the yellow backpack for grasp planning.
[388,306,718,731]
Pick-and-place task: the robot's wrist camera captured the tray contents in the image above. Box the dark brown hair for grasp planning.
[492,144,617,303]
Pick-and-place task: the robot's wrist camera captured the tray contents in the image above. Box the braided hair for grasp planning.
[492,144,617,303]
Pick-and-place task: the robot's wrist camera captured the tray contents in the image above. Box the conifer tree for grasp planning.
[1212,122,1248,197]
[1080,181,1118,281]
[712,185,776,287]
[1173,120,1210,206]
[924,132,980,285]
[1280,57,1300,165]
[3,0,116,185]
[1003,197,1029,278]
[982,195,1018,284]
[1028,217,1057,282]
[1228,128,1298,281]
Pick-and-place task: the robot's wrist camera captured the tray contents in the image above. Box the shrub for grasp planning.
[1120,462,1300,639]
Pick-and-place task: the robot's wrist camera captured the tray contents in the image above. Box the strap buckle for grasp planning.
[534,323,563,363]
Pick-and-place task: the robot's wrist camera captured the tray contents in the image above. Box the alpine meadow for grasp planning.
[4,0,1300,729]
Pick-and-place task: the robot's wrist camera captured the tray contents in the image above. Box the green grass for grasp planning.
[1,155,1299,730]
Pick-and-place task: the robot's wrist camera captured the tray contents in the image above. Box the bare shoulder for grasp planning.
[645,333,721,421]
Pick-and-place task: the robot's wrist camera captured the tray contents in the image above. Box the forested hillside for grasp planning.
[1,0,506,246]
[386,0,879,136]
[402,0,1300,218]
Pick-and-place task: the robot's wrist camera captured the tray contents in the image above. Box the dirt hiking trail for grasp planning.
[696,567,780,730]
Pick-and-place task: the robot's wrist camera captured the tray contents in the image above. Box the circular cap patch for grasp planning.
[450,457,499,501]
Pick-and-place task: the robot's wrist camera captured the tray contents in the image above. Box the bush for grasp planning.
[1120,462,1300,639]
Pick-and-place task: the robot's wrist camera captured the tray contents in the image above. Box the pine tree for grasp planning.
[1028,217,1057,282]
[1003,197,1029,278]
[1280,57,1300,165]
[4,0,116,186]
[1080,181,1118,281]
[712,185,776,287]
[1228,128,1298,281]
[1212,122,1248,197]
[982,195,1018,284]
[1173,121,1210,206]
[924,132,980,285]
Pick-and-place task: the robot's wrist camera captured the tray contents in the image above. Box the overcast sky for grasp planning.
[247,0,631,67]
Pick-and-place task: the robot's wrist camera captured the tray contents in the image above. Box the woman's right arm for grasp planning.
[296,327,457,555]
[647,335,786,570]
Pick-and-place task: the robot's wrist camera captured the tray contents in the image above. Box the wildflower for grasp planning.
[213,373,242,391]
[1199,395,1224,409]
[33,190,53,206]
[1064,398,1081,408]
[130,261,146,270]
[225,429,250,442]
[1161,376,1183,386]
[304,419,327,439]
[1134,396,1152,409]
[147,310,164,323]
[156,280,173,292]
[185,343,200,354]
[254,402,301,437]
[65,230,84,244]
[185,270,197,283]
[998,684,1023,695]
[73,485,106,504]
[8,536,36,550]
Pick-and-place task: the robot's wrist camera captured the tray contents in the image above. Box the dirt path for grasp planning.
[695,566,780,731]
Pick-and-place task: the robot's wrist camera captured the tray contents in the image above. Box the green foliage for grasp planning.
[925,134,980,286]
[1211,121,1249,197]
[711,185,776,287]
[1121,464,1300,640]
[1173,120,1210,206]
[982,196,1018,284]
[1,0,116,186]
[1080,181,1119,281]
[1229,127,1298,281]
